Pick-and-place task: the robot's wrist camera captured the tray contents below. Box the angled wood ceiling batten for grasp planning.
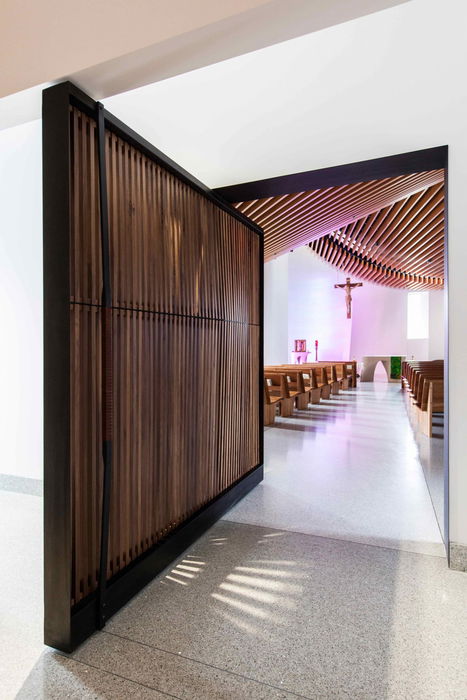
[233,169,445,290]
[309,182,444,290]
[234,169,444,259]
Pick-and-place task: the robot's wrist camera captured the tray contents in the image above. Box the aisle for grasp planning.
[226,382,444,557]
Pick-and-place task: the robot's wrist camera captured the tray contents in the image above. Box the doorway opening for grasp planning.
[215,146,448,557]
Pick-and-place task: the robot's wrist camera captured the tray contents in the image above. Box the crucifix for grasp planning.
[334,277,363,319]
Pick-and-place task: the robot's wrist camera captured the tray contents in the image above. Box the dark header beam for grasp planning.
[213,146,448,203]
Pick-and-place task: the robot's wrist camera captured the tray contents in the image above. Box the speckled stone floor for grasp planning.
[17,522,467,699]
[6,382,467,699]
[0,489,43,699]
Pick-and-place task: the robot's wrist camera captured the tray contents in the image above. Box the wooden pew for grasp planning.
[308,365,333,399]
[413,369,444,407]
[300,361,357,391]
[304,365,332,399]
[306,364,340,394]
[402,360,443,392]
[402,361,443,401]
[299,368,322,404]
[332,363,350,389]
[264,368,309,409]
[329,365,340,395]
[401,360,444,437]
[320,360,358,388]
[272,364,331,401]
[264,377,282,425]
[419,379,444,437]
[263,359,358,428]
[264,372,297,417]
[292,360,356,398]
[292,363,337,395]
[272,366,321,403]
[402,362,443,407]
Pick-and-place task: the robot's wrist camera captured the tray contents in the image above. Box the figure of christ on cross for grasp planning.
[334,277,363,319]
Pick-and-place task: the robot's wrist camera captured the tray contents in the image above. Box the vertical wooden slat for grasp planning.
[68,106,261,604]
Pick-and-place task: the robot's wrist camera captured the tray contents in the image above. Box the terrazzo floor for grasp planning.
[5,381,467,699]
[227,382,445,556]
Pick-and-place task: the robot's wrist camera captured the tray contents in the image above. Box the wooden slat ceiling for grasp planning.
[309,182,444,290]
[234,169,445,290]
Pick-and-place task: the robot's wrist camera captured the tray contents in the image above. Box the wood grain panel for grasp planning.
[233,164,444,289]
[68,106,260,607]
[234,169,444,262]
[69,107,102,304]
[70,303,102,604]
[70,306,259,603]
[70,107,260,324]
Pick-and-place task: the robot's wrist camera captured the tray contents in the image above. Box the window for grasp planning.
[407,291,429,339]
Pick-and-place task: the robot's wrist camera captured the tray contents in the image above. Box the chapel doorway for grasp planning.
[214,146,448,557]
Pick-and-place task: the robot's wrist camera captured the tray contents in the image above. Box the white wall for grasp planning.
[0,120,42,479]
[264,255,289,364]
[404,291,445,361]
[406,339,428,362]
[429,290,445,360]
[350,282,407,361]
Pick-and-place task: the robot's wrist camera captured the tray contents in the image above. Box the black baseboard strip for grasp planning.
[66,463,263,652]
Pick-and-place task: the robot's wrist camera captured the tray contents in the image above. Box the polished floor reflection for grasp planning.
[5,381,467,699]
[228,382,445,556]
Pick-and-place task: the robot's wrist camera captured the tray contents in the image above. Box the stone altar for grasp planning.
[360,356,405,382]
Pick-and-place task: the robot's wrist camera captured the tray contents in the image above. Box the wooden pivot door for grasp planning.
[43,82,263,651]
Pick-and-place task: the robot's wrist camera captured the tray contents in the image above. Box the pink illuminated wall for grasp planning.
[264,254,289,364]
[264,247,445,365]
[287,247,351,360]
[264,246,444,364]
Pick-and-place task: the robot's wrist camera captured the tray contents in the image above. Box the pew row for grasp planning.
[276,361,357,393]
[401,360,444,437]
[266,365,331,401]
[263,361,358,425]
[264,377,282,426]
[264,370,309,413]
[264,372,301,424]
[319,360,358,389]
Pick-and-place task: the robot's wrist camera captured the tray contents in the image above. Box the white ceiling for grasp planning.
[0,0,408,131]
[72,0,408,100]
[102,0,446,190]
[0,0,272,98]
